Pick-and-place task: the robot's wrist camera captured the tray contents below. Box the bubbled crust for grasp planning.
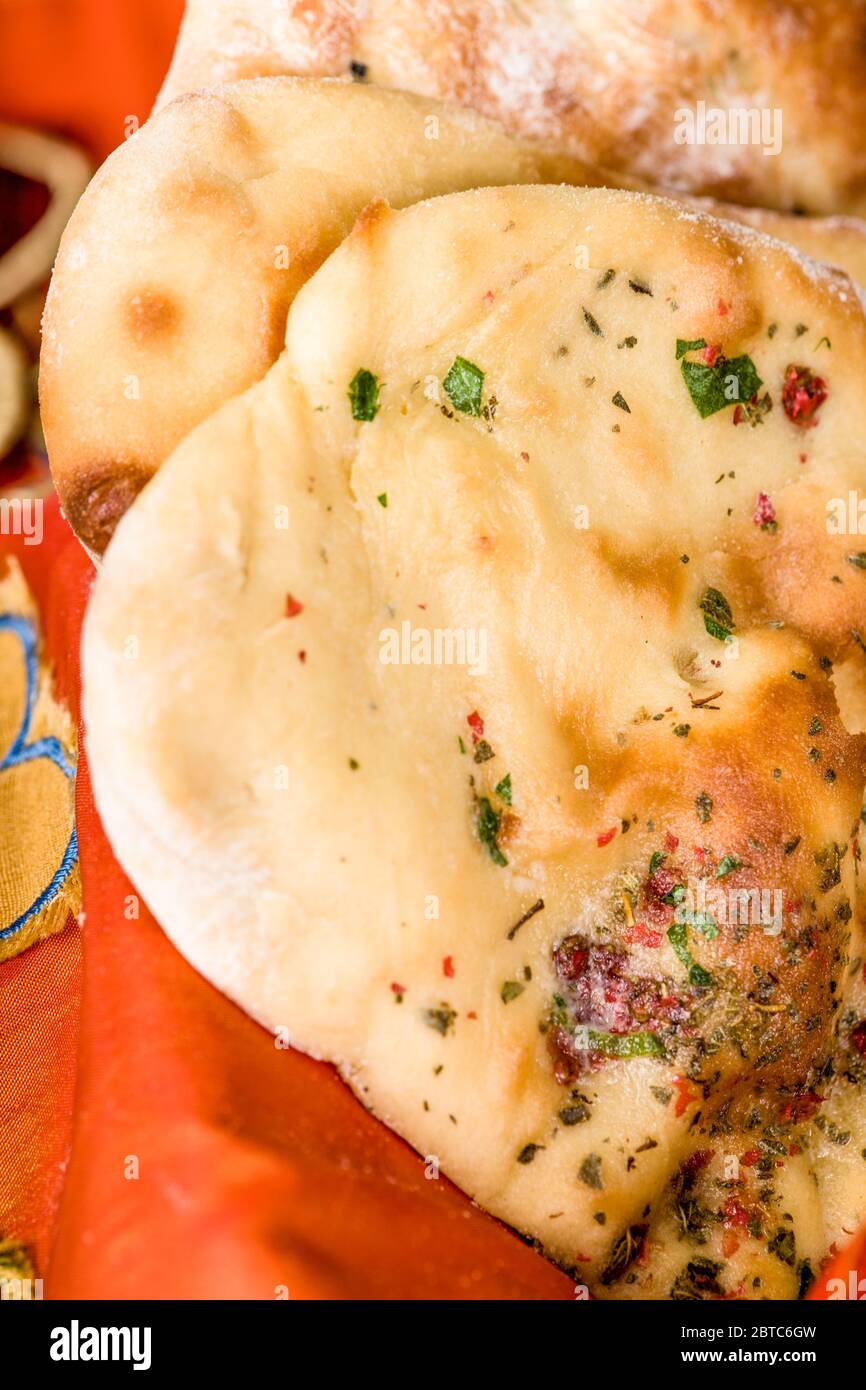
[158,0,866,216]
[84,187,866,1298]
[40,77,599,555]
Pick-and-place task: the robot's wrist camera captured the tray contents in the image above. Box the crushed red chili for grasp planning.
[781,364,827,426]
[753,491,776,527]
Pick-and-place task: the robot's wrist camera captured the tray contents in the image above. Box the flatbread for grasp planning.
[41,75,866,556]
[40,77,595,554]
[159,0,866,216]
[84,185,866,1299]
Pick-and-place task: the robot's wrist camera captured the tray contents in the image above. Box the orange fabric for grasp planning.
[0,0,184,160]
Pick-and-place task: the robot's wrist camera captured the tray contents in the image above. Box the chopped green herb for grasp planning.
[847,553,866,570]
[681,350,762,419]
[517,1142,541,1164]
[501,980,525,1004]
[689,963,714,988]
[422,1004,456,1036]
[494,772,512,804]
[477,797,508,866]
[600,1224,647,1285]
[473,739,495,764]
[578,1153,604,1189]
[583,307,603,336]
[559,1103,590,1125]
[629,279,652,296]
[596,269,616,289]
[667,920,714,988]
[695,791,713,824]
[768,1227,796,1266]
[715,854,741,879]
[699,587,735,642]
[587,1030,665,1058]
[676,337,707,360]
[348,368,380,421]
[377,492,388,508]
[667,919,692,971]
[673,723,691,738]
[612,390,631,413]
[443,356,484,416]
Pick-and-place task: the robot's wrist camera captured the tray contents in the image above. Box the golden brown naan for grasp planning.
[83,186,866,1299]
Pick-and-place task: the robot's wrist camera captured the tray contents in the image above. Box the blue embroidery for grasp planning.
[0,613,77,942]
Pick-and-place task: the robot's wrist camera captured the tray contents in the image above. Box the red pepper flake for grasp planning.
[723,1198,752,1228]
[482,289,495,305]
[781,364,827,426]
[596,825,618,848]
[466,710,484,744]
[390,982,406,999]
[740,1148,761,1167]
[683,1148,713,1181]
[781,1090,823,1122]
[626,923,662,948]
[285,594,304,618]
[722,1232,740,1259]
[663,832,679,853]
[672,1075,701,1118]
[717,299,729,316]
[701,343,721,367]
[799,453,807,464]
[442,955,455,979]
[467,1010,478,1020]
[851,1020,866,1056]
[753,491,776,528]
[693,846,706,864]
[297,650,307,663]
[520,451,530,462]
[732,404,744,425]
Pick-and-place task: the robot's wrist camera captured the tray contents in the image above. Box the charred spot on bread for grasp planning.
[65,459,153,555]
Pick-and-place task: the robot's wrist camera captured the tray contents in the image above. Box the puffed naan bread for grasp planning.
[40,75,866,556]
[159,0,866,216]
[40,77,597,555]
[84,186,866,1299]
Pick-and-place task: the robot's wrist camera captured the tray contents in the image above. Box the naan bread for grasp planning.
[84,186,866,1299]
[159,0,866,216]
[40,75,866,556]
[40,77,595,555]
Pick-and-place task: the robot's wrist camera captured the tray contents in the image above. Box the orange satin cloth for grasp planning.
[0,0,184,161]
[0,0,862,1303]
